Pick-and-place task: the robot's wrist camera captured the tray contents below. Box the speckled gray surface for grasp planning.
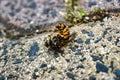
[0,0,66,29]
[78,0,120,12]
[0,0,119,30]
[0,0,120,80]
[0,16,120,80]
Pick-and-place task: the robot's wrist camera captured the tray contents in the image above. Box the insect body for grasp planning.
[45,23,70,50]
[55,23,70,40]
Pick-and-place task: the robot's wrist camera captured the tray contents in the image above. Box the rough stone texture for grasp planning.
[0,16,120,80]
[0,0,119,29]
[0,0,119,37]
[0,0,120,80]
[78,0,120,12]
[0,0,66,29]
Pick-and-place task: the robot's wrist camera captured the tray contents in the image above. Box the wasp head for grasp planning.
[55,23,66,30]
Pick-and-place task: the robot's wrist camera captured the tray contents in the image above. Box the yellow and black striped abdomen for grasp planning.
[60,26,70,40]
[56,23,70,40]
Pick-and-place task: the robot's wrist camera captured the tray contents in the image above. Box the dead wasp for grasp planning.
[45,23,72,50]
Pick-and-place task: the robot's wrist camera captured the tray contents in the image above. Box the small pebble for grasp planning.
[40,63,47,68]
[42,19,48,23]
[103,17,109,21]
[94,38,102,43]
[89,75,96,80]
[75,38,83,44]
[69,46,77,52]
[0,75,5,80]
[66,72,75,79]
[34,68,39,72]
[9,12,15,16]
[96,62,108,73]
[88,31,94,37]
[102,28,111,38]
[85,38,91,45]
[91,55,102,61]
[90,23,96,27]
[43,8,50,14]
[65,59,70,62]
[102,31,107,38]
[32,72,39,79]
[102,44,106,48]
[107,36,112,41]
[12,54,16,58]
[106,0,112,2]
[30,21,34,24]
[48,66,56,73]
[28,19,32,23]
[82,78,87,80]
[114,77,120,80]
[85,16,90,20]
[81,29,88,34]
[88,1,97,7]
[2,49,8,55]
[115,37,120,47]
[29,56,37,61]
[3,41,18,48]
[15,8,21,12]
[3,56,8,66]
[31,13,36,17]
[53,52,59,58]
[7,74,19,79]
[15,66,19,71]
[75,51,82,55]
[77,65,84,69]
[28,2,37,9]
[100,23,104,26]
[80,57,86,62]
[28,42,39,56]
[69,68,74,71]
[51,10,57,17]
[11,5,15,10]
[13,59,22,64]
[113,69,120,77]
[109,61,114,70]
